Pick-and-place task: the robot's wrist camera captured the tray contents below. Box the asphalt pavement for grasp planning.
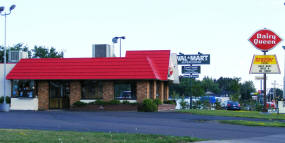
[0,111,284,142]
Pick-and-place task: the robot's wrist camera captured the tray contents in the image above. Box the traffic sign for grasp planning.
[182,66,201,74]
[249,55,280,74]
[183,74,199,78]
[177,54,210,65]
[249,29,282,51]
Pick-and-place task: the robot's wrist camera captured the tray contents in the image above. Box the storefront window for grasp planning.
[12,80,37,98]
[114,81,136,100]
[81,81,103,99]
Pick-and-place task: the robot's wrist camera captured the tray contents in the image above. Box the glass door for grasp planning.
[49,81,70,109]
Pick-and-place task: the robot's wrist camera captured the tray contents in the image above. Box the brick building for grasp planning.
[6,50,178,110]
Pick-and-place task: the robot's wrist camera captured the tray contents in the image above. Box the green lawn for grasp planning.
[178,109,285,120]
[218,120,285,127]
[0,129,203,143]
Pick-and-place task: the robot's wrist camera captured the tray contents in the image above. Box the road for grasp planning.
[0,111,284,142]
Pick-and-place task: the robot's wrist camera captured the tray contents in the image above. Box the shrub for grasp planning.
[180,98,187,109]
[215,101,223,110]
[72,101,87,107]
[153,99,162,105]
[122,100,130,104]
[255,104,263,112]
[0,96,11,104]
[164,100,176,105]
[201,100,211,109]
[93,100,107,105]
[109,100,120,105]
[138,99,158,112]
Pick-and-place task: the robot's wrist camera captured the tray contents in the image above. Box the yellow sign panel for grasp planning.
[249,55,280,74]
[253,55,277,64]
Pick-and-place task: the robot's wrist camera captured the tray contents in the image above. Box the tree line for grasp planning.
[0,43,63,62]
[169,76,259,103]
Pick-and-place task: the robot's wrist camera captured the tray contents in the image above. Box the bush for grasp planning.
[215,101,223,110]
[122,100,130,104]
[164,100,176,105]
[201,100,211,109]
[0,96,11,104]
[138,99,158,112]
[180,98,187,109]
[153,99,162,105]
[72,101,87,107]
[92,100,108,105]
[109,100,120,105]
[255,104,263,112]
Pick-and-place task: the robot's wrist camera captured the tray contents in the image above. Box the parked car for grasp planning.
[226,101,241,110]
[266,102,276,109]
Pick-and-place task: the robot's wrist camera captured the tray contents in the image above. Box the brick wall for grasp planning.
[70,81,81,106]
[136,81,149,103]
[103,81,114,101]
[38,81,49,110]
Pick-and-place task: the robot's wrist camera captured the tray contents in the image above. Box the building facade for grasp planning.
[6,50,178,110]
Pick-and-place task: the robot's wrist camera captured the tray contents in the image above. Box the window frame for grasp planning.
[81,80,103,99]
[11,80,37,98]
[114,81,137,100]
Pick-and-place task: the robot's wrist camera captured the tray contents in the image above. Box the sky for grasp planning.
[1,0,285,91]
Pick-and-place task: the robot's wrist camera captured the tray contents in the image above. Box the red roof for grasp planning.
[7,50,170,80]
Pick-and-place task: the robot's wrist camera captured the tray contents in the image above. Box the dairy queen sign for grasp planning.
[249,29,282,51]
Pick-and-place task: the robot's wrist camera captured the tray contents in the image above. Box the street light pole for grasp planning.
[283,46,285,100]
[0,5,16,111]
[112,36,125,57]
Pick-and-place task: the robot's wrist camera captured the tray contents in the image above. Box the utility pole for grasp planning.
[272,80,278,102]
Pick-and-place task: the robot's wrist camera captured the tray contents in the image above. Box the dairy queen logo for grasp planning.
[249,29,282,51]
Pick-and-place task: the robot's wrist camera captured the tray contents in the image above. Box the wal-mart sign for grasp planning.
[177,54,210,65]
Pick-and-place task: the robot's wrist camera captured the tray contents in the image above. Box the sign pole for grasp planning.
[249,28,282,112]
[263,51,267,112]
[189,64,192,109]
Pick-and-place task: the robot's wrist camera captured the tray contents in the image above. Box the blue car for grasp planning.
[226,101,241,110]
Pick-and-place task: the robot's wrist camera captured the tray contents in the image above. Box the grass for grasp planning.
[0,129,203,143]
[218,120,285,127]
[178,109,285,120]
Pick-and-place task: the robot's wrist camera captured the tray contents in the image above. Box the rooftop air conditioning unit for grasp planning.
[8,51,28,63]
[92,44,114,58]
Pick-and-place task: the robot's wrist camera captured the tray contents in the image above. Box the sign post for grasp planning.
[249,29,282,112]
[177,53,210,109]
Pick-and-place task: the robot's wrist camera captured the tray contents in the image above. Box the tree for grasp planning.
[217,77,241,96]
[201,77,220,94]
[0,43,64,63]
[240,81,256,102]
[0,43,32,63]
[274,88,283,101]
[32,46,63,58]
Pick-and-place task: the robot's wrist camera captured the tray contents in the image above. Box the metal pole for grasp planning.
[3,13,6,104]
[263,51,267,112]
[189,64,192,109]
[283,46,285,100]
[119,38,121,57]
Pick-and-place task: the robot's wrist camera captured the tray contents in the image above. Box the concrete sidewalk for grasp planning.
[197,134,285,143]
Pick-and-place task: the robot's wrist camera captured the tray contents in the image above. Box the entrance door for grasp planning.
[49,81,70,109]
